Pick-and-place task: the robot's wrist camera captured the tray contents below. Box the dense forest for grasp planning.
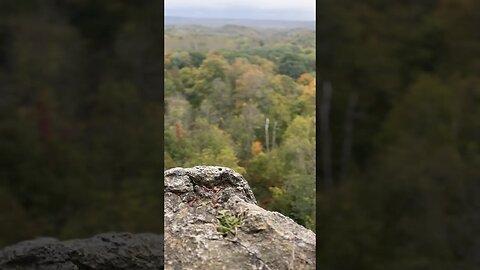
[164,25,317,231]
[0,1,163,247]
[318,0,480,269]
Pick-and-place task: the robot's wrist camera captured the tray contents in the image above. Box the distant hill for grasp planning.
[165,16,315,30]
[164,21,315,52]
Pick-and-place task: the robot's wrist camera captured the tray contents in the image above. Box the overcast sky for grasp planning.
[165,0,315,21]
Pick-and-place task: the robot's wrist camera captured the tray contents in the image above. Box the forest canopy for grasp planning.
[164,25,316,231]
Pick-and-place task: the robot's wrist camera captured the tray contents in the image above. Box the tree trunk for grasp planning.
[340,93,358,182]
[321,81,333,189]
[265,118,270,152]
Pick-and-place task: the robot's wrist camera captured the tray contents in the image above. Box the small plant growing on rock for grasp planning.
[216,209,245,236]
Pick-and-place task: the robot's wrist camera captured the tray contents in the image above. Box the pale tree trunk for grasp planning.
[321,81,333,189]
[265,118,270,152]
[340,93,358,182]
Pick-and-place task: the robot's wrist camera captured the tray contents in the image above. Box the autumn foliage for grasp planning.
[164,24,316,233]
[303,78,316,96]
[297,73,314,85]
[251,140,262,156]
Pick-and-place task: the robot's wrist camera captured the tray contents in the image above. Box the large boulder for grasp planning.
[164,166,316,270]
[0,233,163,270]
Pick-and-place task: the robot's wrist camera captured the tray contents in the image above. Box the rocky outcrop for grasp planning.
[0,233,163,270]
[0,166,315,270]
[164,166,316,270]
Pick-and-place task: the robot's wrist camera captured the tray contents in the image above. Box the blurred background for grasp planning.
[318,0,480,269]
[0,0,163,247]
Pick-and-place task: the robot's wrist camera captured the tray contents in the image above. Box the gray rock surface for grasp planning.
[164,166,316,270]
[0,232,163,270]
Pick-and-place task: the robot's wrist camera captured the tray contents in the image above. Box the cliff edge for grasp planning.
[164,166,316,270]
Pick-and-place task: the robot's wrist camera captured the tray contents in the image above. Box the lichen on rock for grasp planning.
[164,166,316,270]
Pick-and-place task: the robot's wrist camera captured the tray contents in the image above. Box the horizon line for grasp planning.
[165,15,315,23]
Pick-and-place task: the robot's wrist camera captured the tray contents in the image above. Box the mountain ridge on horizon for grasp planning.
[166,15,315,23]
[165,16,315,29]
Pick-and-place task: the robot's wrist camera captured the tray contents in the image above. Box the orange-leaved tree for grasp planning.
[251,140,263,156]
